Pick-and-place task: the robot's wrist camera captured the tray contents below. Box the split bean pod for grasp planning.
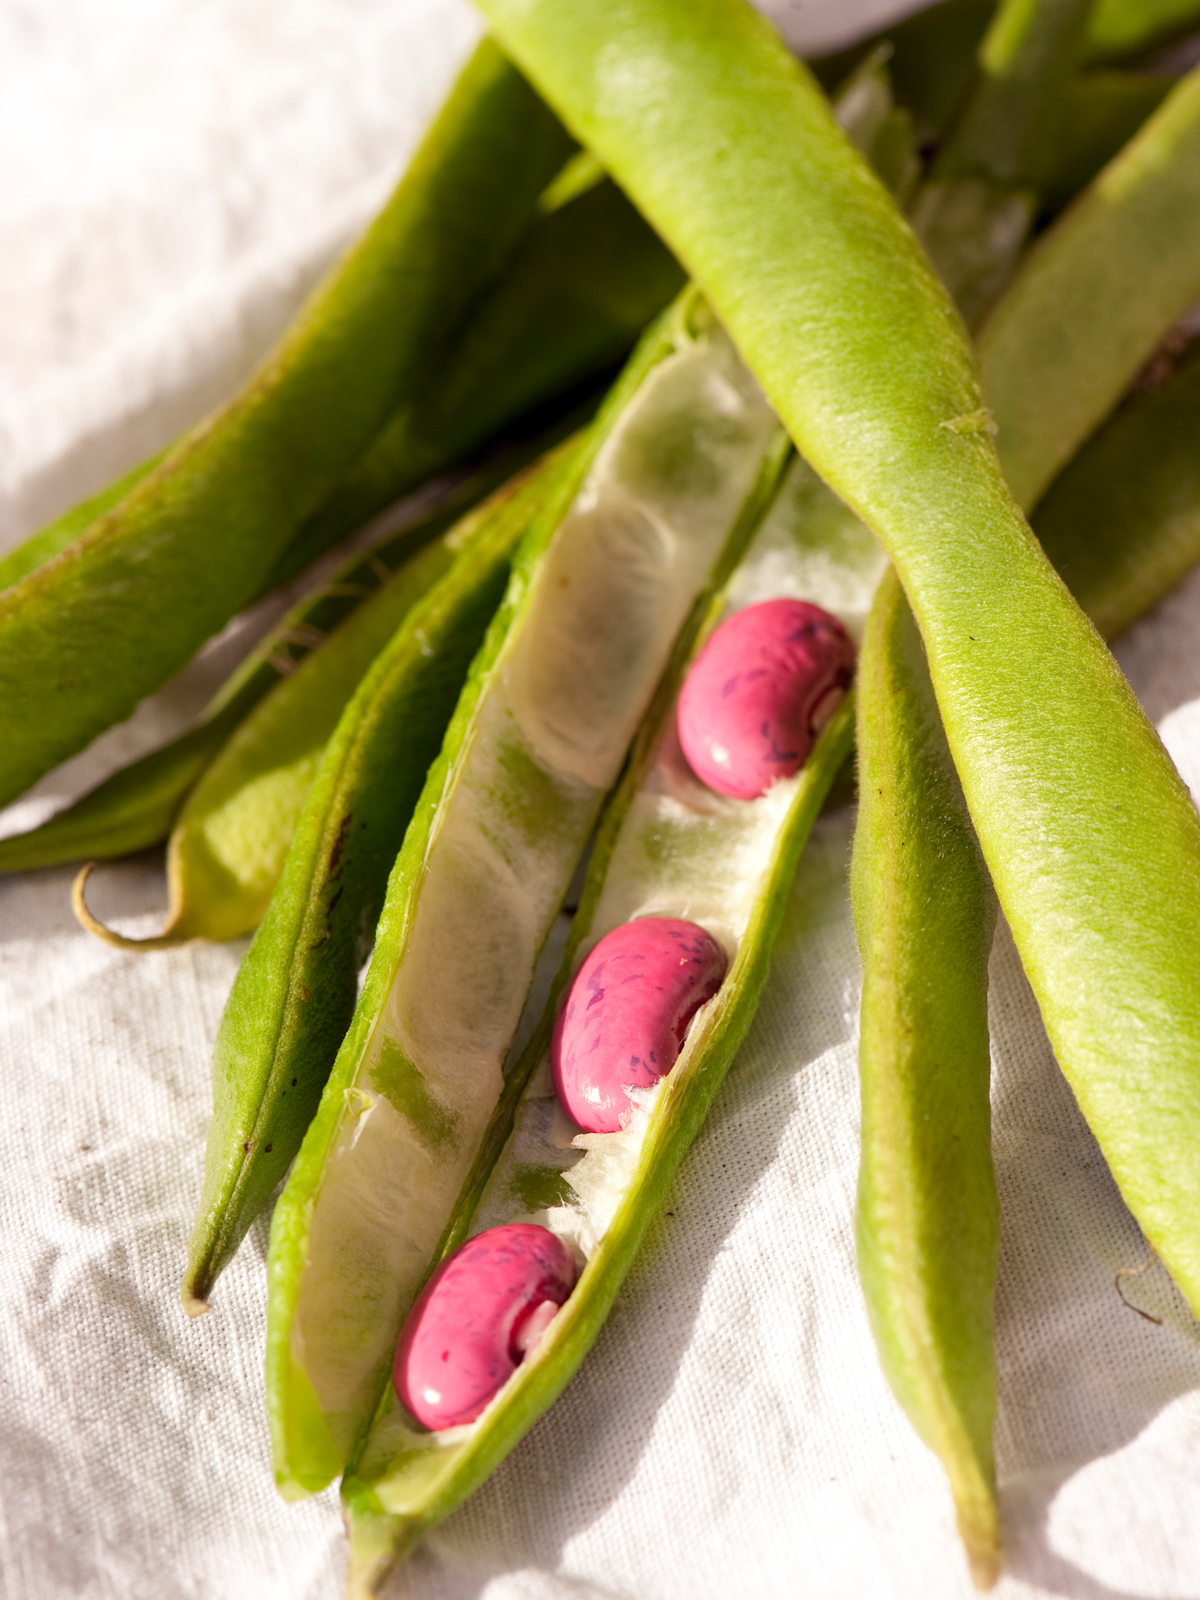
[338,435,881,1597]
[265,292,786,1496]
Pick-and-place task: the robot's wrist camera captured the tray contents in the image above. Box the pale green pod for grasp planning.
[339,441,885,1597]
[265,294,788,1497]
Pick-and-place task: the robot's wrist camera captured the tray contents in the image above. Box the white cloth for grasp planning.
[3,3,1200,1598]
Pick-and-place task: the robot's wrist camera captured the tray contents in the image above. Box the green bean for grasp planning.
[909,0,1095,328]
[855,341,1200,1587]
[0,449,529,877]
[853,569,1001,1590]
[855,63,1200,1571]
[475,0,1200,1328]
[0,39,573,812]
[980,61,1200,507]
[338,436,882,1598]
[265,294,786,1496]
[182,453,571,1314]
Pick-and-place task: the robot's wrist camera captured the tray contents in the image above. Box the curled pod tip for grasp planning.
[552,915,727,1135]
[677,598,854,800]
[71,861,190,951]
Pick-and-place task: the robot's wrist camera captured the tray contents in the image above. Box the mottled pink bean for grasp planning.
[394,1223,576,1430]
[676,598,854,800]
[552,916,727,1134]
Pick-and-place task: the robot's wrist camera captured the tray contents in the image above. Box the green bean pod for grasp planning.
[474,0,1200,1317]
[266,295,787,1497]
[855,345,1200,1586]
[0,39,573,811]
[856,72,1200,1562]
[0,450,526,878]
[182,456,570,1314]
[339,439,884,1598]
[853,568,1001,1590]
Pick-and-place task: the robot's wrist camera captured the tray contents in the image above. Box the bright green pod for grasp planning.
[855,125,1200,1577]
[266,295,786,1497]
[475,0,1200,1317]
[339,442,882,1598]
[0,39,573,811]
[980,59,1200,508]
[182,457,569,1314]
[854,358,1200,1586]
[0,451,522,877]
[852,568,1001,1592]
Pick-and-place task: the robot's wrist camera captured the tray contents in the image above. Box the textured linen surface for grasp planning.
[3,3,1200,1598]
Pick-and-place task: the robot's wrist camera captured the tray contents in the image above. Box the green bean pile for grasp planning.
[6,0,1200,1591]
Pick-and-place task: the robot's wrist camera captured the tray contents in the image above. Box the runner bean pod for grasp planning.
[0,39,573,811]
[476,0,1200,1318]
[183,451,570,1312]
[855,65,1200,1578]
[338,434,882,1597]
[265,292,787,1496]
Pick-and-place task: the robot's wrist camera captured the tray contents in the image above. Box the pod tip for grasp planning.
[181,1286,211,1319]
[72,860,183,950]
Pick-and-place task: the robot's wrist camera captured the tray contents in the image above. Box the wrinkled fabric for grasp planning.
[3,3,1200,1598]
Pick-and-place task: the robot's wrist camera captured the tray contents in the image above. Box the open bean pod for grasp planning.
[338,437,884,1598]
[265,291,788,1496]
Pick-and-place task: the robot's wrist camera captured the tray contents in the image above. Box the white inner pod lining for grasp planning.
[288,323,779,1450]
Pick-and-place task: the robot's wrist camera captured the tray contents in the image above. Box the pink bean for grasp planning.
[394,1223,576,1430]
[676,598,854,800]
[552,916,727,1134]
